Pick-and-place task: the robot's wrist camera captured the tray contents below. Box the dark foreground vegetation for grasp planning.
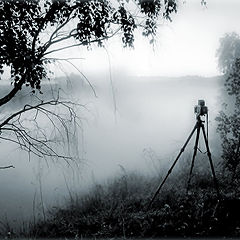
[29,156,240,239]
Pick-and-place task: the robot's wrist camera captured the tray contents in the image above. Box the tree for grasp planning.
[0,0,178,164]
[216,32,240,181]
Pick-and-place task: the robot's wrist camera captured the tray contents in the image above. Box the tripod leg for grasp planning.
[186,125,201,193]
[148,123,198,209]
[201,124,221,200]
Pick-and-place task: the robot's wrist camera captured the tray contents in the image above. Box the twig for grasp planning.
[0,165,15,170]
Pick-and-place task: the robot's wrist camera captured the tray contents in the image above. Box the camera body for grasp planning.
[194,100,208,116]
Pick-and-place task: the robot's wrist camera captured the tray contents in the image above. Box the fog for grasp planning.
[0,72,223,226]
[1,0,238,229]
[81,74,223,175]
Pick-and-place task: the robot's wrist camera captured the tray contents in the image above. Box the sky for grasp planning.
[49,0,240,78]
[1,0,239,80]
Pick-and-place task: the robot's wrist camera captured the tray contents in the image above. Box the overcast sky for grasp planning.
[51,0,240,78]
[1,0,239,80]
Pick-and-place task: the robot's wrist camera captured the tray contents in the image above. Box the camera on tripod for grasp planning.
[194,100,208,117]
[148,99,220,208]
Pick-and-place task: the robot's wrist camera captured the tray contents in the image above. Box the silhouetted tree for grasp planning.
[216,33,240,181]
[0,0,178,163]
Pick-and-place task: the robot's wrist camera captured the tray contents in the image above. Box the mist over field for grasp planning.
[0,73,223,225]
[1,0,240,237]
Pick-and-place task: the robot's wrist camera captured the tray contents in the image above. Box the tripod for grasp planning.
[149,115,221,208]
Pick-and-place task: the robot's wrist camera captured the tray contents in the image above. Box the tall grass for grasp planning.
[29,155,240,238]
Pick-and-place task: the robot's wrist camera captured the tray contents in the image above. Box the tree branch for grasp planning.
[0,165,15,170]
[44,27,121,56]
[52,58,97,97]
[0,96,82,162]
[0,77,26,108]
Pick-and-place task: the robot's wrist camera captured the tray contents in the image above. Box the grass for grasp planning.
[2,155,240,238]
[28,154,240,239]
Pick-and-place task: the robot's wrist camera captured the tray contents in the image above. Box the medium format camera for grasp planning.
[194,99,208,116]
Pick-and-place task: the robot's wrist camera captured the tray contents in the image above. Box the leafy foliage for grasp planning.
[0,0,46,89]
[0,0,177,98]
[217,33,240,74]
[0,0,178,160]
[216,33,240,179]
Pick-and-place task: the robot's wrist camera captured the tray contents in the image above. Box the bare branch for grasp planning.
[45,57,85,61]
[0,77,26,108]
[0,165,15,170]
[44,27,121,56]
[55,59,97,97]
[0,95,83,162]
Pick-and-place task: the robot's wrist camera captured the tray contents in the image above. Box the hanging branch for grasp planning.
[0,0,178,164]
[0,165,15,170]
[0,95,84,163]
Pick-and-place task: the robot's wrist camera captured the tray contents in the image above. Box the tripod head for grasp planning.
[194,100,208,120]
